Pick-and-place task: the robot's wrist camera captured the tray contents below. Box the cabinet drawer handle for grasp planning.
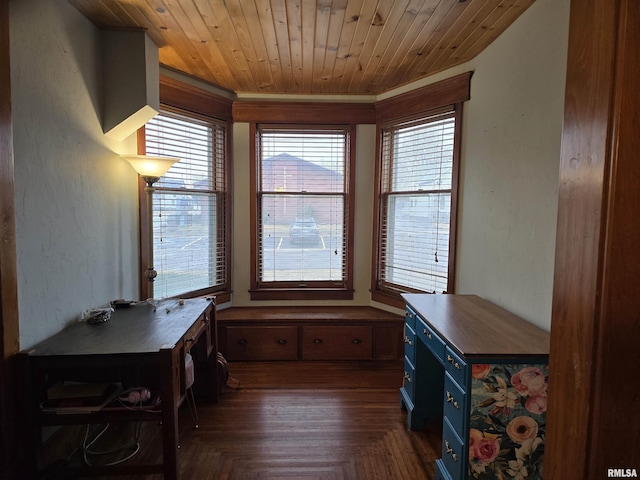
[423,329,432,340]
[403,335,413,346]
[447,354,461,370]
[445,440,458,462]
[314,338,323,344]
[446,391,460,409]
[237,338,248,345]
[352,338,362,344]
[276,339,287,345]
[403,372,412,383]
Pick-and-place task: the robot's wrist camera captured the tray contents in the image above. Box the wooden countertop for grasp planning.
[402,294,549,358]
[25,298,212,357]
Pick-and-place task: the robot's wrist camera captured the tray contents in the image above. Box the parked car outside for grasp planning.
[289,217,321,245]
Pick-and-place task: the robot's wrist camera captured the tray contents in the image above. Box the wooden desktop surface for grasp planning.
[402,293,550,357]
[27,298,211,356]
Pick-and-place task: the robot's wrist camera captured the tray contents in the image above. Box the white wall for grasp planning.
[456,0,570,329]
[10,0,140,349]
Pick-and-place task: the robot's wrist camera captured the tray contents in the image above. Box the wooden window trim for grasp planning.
[137,78,232,304]
[249,123,356,301]
[371,74,469,308]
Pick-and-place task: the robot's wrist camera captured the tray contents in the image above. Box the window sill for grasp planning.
[371,289,409,310]
[249,288,354,301]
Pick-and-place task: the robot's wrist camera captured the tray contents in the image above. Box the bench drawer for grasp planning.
[302,325,372,360]
[225,326,298,361]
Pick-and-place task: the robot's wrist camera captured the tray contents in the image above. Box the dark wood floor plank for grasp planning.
[62,361,439,480]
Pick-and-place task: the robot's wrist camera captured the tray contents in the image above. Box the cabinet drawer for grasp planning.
[225,326,298,361]
[184,314,207,353]
[404,323,416,363]
[416,316,445,364]
[403,357,415,400]
[445,346,467,386]
[442,417,464,480]
[435,459,452,480]
[405,307,417,330]
[302,326,372,360]
[443,372,467,436]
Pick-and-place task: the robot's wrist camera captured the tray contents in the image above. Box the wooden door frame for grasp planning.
[546,0,640,478]
[0,0,20,479]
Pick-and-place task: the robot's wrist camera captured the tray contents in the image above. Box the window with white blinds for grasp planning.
[144,109,228,298]
[254,126,352,295]
[378,110,456,295]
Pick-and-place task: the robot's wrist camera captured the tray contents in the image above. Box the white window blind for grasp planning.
[145,110,227,298]
[258,127,349,286]
[379,111,455,294]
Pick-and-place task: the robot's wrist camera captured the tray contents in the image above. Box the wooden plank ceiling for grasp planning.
[68,0,535,96]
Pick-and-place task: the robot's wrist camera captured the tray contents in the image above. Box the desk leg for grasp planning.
[160,347,180,480]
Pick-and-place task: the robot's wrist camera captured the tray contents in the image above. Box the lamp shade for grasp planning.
[123,155,179,178]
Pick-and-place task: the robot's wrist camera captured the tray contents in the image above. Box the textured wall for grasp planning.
[454,0,570,330]
[10,0,139,348]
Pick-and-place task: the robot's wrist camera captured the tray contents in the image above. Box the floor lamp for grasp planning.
[123,155,179,299]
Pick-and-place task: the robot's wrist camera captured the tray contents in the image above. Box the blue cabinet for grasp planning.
[401,294,550,480]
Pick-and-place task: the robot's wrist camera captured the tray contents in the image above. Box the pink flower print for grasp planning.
[525,394,548,414]
[511,366,547,396]
[469,429,484,460]
[469,428,501,464]
[473,436,501,464]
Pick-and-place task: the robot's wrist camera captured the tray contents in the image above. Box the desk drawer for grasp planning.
[443,372,467,436]
[435,459,452,480]
[416,316,445,364]
[302,326,372,360]
[405,307,417,330]
[445,346,467,386]
[184,314,208,352]
[442,417,464,480]
[403,357,415,399]
[404,323,416,363]
[226,326,298,361]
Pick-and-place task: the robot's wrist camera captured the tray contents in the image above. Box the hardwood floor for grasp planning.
[50,361,441,480]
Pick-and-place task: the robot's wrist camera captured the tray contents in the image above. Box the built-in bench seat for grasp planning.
[216,306,404,361]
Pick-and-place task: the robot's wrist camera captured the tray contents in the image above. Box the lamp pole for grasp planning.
[142,176,160,298]
[123,155,180,300]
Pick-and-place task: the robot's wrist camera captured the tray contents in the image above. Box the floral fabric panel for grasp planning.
[469,363,548,480]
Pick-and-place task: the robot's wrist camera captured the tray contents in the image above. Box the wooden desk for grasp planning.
[400,294,549,480]
[17,297,218,480]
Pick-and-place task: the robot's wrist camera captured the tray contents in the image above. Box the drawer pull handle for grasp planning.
[237,339,248,345]
[403,372,412,382]
[423,329,432,340]
[445,440,458,462]
[276,339,287,345]
[404,335,413,346]
[314,338,323,344]
[447,354,461,370]
[352,338,362,344]
[446,391,460,409]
